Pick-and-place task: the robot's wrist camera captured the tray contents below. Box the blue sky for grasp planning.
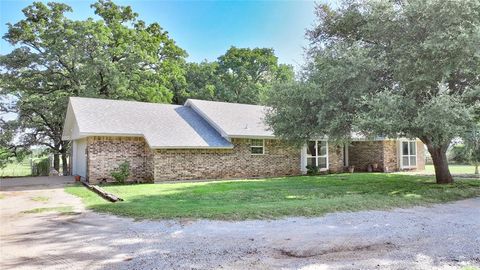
[0,0,336,69]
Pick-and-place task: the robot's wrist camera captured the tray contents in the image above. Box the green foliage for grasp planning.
[181,61,219,103]
[266,82,331,146]
[266,0,480,182]
[462,123,480,174]
[32,158,50,176]
[0,0,187,170]
[66,173,480,220]
[0,148,12,170]
[217,47,279,104]
[306,165,319,176]
[111,161,130,183]
[182,47,294,104]
[424,164,477,175]
[0,121,30,169]
[0,1,293,170]
[449,144,469,164]
[0,158,32,177]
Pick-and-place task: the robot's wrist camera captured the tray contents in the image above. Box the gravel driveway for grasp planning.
[1,177,479,270]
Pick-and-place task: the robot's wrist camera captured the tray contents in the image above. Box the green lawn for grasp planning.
[66,173,480,220]
[0,161,31,177]
[424,164,477,175]
[0,156,68,177]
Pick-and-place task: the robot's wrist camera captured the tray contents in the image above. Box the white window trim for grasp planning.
[306,140,329,170]
[250,139,265,155]
[400,140,417,169]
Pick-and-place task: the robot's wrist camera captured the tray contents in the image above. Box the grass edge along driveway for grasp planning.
[66,173,480,220]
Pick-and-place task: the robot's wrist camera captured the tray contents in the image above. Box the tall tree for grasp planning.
[0,118,29,169]
[266,0,480,184]
[216,47,293,104]
[0,1,187,173]
[181,47,294,105]
[180,61,220,104]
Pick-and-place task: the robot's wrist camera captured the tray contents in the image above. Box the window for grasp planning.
[306,140,328,169]
[250,139,264,154]
[401,140,417,168]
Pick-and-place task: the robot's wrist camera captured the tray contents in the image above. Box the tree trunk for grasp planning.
[427,144,453,184]
[53,153,60,171]
[475,163,479,176]
[61,152,69,176]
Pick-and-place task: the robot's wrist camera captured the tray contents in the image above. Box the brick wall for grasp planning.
[383,140,398,172]
[85,135,425,183]
[348,140,425,172]
[348,141,386,172]
[416,141,426,171]
[86,136,154,183]
[328,144,344,172]
[153,138,301,181]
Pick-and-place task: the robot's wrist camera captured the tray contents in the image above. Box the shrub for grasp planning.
[449,144,468,164]
[32,158,50,176]
[306,165,319,175]
[111,161,130,183]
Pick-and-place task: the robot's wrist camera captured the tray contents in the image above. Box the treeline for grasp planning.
[0,0,294,173]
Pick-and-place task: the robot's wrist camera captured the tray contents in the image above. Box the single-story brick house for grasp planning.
[62,97,425,183]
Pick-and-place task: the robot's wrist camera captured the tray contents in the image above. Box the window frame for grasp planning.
[250,139,265,155]
[400,140,417,169]
[306,140,329,170]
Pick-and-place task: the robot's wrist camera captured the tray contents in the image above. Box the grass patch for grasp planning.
[424,164,477,175]
[461,267,480,270]
[0,161,31,177]
[65,173,480,220]
[22,206,74,214]
[0,194,5,200]
[30,196,49,202]
[0,156,67,177]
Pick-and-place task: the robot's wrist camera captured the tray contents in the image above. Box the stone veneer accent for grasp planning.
[153,138,300,181]
[348,140,425,172]
[86,136,154,183]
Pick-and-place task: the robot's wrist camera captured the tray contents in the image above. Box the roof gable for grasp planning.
[185,99,274,138]
[62,97,233,149]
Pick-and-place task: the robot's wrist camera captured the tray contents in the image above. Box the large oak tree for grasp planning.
[266,0,480,184]
[0,1,187,173]
[181,47,294,104]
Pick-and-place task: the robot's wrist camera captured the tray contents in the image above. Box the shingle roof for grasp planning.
[63,97,233,148]
[185,99,274,138]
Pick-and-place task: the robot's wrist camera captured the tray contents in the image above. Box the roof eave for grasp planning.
[66,132,235,149]
[228,134,277,139]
